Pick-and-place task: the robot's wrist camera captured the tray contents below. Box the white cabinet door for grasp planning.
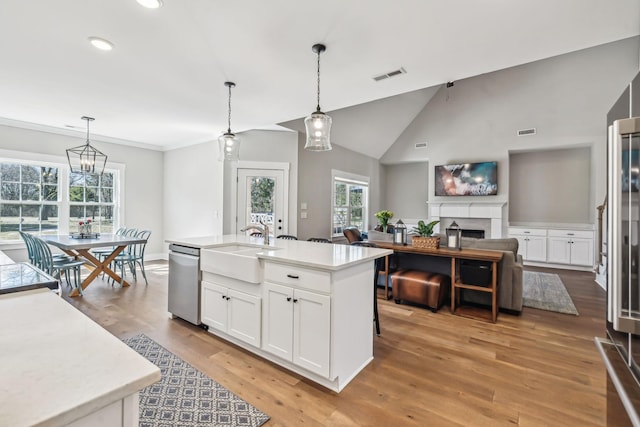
[547,237,571,264]
[228,289,262,347]
[525,236,547,262]
[201,281,228,332]
[293,288,331,378]
[202,281,262,347]
[508,229,547,262]
[570,238,594,266]
[262,282,331,378]
[262,282,294,360]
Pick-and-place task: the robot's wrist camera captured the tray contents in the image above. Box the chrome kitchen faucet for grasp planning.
[240,218,270,245]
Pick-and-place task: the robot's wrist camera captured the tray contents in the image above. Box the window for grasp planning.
[0,163,59,240]
[69,172,116,234]
[331,170,369,237]
[0,152,122,242]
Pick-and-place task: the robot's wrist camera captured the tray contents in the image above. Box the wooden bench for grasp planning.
[391,269,449,313]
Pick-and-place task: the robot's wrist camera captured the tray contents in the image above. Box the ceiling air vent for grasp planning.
[517,128,536,136]
[415,142,427,149]
[373,67,407,82]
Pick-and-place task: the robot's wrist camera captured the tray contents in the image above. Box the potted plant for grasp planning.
[411,220,440,249]
[374,210,394,233]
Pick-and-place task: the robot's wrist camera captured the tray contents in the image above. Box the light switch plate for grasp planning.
[301,212,308,219]
[301,202,308,210]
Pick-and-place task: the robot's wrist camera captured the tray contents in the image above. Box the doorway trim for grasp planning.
[231,161,290,235]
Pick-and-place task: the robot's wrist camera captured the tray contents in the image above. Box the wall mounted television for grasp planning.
[434,161,498,196]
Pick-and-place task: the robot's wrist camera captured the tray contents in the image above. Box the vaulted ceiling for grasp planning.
[0,0,638,157]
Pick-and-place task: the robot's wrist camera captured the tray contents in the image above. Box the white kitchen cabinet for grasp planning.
[201,280,261,347]
[262,282,330,377]
[508,227,547,262]
[547,229,594,267]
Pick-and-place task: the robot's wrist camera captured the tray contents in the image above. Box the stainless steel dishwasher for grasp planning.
[168,244,201,325]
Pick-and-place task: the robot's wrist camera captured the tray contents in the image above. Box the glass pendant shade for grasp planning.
[66,116,107,174]
[304,110,332,151]
[218,131,240,162]
[219,81,240,162]
[305,43,332,152]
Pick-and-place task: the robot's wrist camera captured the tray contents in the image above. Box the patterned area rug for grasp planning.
[523,271,579,315]
[123,334,270,427]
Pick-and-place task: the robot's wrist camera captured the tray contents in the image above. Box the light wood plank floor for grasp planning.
[61,262,607,426]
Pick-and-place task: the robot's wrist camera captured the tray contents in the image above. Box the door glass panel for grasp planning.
[246,176,276,231]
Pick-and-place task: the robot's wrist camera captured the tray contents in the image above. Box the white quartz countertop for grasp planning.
[167,234,392,271]
[0,289,161,427]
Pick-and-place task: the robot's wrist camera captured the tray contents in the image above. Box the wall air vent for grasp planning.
[517,128,536,136]
[373,67,407,82]
[415,142,427,149]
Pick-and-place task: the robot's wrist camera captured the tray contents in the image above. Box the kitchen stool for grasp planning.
[391,269,449,313]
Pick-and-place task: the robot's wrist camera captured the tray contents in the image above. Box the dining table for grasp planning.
[43,233,148,297]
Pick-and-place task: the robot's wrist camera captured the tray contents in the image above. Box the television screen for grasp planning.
[434,161,498,196]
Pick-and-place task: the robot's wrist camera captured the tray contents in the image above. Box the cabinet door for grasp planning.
[262,282,294,361]
[511,235,528,259]
[547,237,571,264]
[228,289,261,347]
[526,236,548,262]
[201,281,228,332]
[293,288,331,378]
[570,238,594,266]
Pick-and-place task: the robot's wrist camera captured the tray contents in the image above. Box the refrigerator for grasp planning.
[598,70,640,426]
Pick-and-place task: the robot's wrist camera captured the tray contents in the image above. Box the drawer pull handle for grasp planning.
[524,231,530,234]
[286,297,292,302]
[567,233,575,236]
[293,298,299,303]
[286,274,299,279]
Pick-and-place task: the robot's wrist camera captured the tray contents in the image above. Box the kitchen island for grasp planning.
[165,234,392,392]
[0,288,160,427]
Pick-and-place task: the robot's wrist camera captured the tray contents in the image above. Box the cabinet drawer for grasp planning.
[508,227,547,237]
[264,262,331,293]
[547,229,594,239]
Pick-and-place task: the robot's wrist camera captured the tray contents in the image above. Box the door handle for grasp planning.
[286,297,292,302]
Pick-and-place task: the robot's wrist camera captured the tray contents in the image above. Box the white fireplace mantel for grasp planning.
[427,200,507,238]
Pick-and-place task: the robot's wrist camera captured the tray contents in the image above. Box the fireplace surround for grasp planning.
[427,201,507,238]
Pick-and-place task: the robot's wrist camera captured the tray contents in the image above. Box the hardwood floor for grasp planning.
[61,262,607,426]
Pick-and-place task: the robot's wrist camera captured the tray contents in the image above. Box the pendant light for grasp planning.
[66,116,107,174]
[304,43,332,151]
[218,81,240,162]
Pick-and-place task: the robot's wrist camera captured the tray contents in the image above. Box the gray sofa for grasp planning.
[456,236,524,313]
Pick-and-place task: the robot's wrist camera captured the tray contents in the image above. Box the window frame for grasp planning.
[331,169,369,238]
[0,149,124,244]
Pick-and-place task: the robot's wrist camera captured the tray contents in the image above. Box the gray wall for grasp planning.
[297,133,384,241]
[163,140,223,246]
[381,36,640,225]
[0,124,165,258]
[383,162,429,222]
[509,147,591,225]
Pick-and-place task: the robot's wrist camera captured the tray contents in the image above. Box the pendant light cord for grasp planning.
[227,84,232,133]
[316,50,321,112]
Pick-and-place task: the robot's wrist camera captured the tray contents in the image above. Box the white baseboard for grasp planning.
[146,252,168,261]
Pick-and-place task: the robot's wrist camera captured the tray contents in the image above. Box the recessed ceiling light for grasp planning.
[88,37,114,51]
[136,0,163,8]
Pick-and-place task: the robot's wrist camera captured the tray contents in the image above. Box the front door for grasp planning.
[236,168,285,237]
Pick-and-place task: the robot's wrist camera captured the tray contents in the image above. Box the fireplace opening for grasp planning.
[461,229,485,239]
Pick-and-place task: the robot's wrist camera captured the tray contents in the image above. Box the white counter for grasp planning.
[0,288,160,427]
[166,234,392,271]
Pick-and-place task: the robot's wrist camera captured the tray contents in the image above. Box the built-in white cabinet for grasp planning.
[547,229,594,267]
[508,226,595,268]
[262,282,330,377]
[508,227,547,262]
[201,280,261,347]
